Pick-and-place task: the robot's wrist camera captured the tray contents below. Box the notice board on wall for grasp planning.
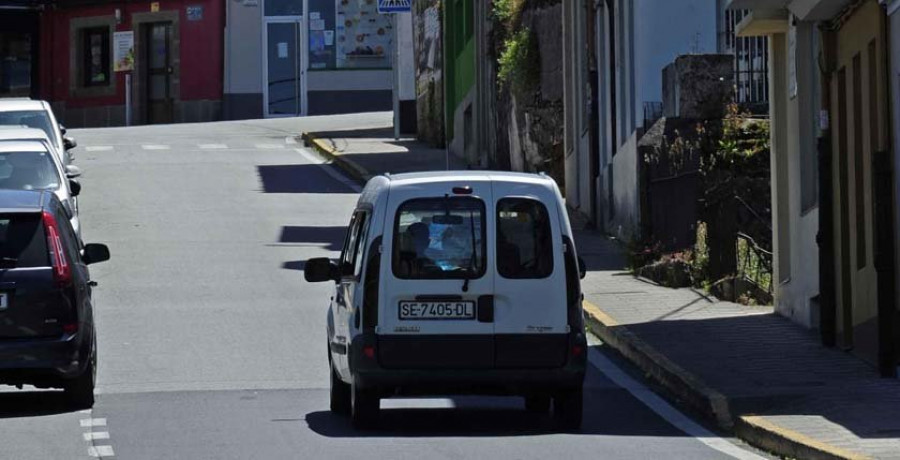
[308,0,336,70]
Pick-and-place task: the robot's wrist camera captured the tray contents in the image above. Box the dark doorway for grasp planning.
[0,10,39,98]
[144,22,173,124]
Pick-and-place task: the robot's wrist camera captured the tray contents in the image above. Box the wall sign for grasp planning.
[150,2,160,12]
[113,31,135,72]
[187,5,204,21]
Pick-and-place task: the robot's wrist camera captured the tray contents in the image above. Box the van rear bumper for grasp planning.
[349,332,587,394]
[0,332,87,387]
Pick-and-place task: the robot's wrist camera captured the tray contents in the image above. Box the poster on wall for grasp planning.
[113,31,134,72]
[308,0,337,70]
[336,0,393,69]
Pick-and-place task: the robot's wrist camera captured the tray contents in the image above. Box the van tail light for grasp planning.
[63,323,78,334]
[363,345,375,359]
[42,211,72,287]
[571,344,584,357]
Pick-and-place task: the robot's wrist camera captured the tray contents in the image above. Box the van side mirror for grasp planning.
[305,258,339,283]
[578,256,587,280]
[82,244,110,265]
[68,179,81,197]
[65,165,81,178]
[63,136,77,150]
[59,125,67,135]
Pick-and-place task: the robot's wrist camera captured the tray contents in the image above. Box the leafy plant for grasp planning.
[497,28,540,98]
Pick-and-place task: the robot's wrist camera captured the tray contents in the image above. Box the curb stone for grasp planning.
[582,300,871,460]
[299,132,371,184]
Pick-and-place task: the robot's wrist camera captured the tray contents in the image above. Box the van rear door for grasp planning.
[491,183,568,368]
[378,178,495,369]
[0,211,65,339]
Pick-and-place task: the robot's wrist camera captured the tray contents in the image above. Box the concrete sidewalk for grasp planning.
[304,127,900,460]
[301,127,468,182]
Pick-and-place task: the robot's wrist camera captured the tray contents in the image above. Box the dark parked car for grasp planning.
[0,189,109,407]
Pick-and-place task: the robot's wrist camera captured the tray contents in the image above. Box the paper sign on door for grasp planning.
[277,42,288,58]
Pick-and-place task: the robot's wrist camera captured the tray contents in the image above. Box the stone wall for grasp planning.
[494,2,565,185]
[662,54,734,120]
[413,0,445,147]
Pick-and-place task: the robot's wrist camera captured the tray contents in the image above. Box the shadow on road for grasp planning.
[0,390,77,419]
[257,164,356,194]
[304,390,684,438]
[279,226,346,250]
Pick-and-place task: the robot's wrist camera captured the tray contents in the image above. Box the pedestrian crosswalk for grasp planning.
[83,137,301,153]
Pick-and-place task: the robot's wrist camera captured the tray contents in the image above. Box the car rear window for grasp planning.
[0,110,56,148]
[0,151,61,191]
[0,213,49,268]
[392,197,485,280]
[497,198,554,279]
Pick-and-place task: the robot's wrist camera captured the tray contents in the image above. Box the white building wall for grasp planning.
[225,0,263,95]
[591,0,717,238]
[633,0,717,129]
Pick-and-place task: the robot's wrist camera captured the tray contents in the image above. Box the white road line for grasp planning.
[83,432,110,441]
[284,136,298,144]
[85,146,113,152]
[294,148,362,193]
[87,445,115,457]
[79,418,107,428]
[588,345,767,460]
[199,144,228,149]
[141,145,170,150]
[255,144,285,150]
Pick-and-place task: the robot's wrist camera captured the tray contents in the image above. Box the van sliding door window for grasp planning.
[497,199,553,279]
[392,198,485,279]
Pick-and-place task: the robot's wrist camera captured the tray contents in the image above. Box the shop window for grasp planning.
[81,27,110,87]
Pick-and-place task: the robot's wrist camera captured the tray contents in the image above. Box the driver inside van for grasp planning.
[398,222,436,276]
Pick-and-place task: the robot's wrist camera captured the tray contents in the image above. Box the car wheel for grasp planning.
[524,394,551,414]
[350,380,379,430]
[553,387,583,431]
[330,361,351,416]
[65,333,96,409]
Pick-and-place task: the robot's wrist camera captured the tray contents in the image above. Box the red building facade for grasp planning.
[30,0,224,127]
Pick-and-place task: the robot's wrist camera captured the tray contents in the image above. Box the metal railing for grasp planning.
[736,232,773,295]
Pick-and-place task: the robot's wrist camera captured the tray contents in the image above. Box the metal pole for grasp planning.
[393,13,400,140]
[125,73,132,126]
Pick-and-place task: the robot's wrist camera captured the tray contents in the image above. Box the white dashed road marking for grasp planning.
[85,146,113,152]
[199,144,228,149]
[83,432,110,441]
[87,445,115,458]
[80,418,107,428]
[285,136,298,144]
[141,145,170,150]
[255,144,285,150]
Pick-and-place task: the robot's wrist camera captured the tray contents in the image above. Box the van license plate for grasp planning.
[399,301,475,320]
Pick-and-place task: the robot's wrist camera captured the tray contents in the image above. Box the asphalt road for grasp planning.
[0,114,768,459]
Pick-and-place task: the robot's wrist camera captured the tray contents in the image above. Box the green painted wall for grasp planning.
[443,0,475,139]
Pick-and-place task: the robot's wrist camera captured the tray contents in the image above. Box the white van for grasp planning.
[305,171,588,430]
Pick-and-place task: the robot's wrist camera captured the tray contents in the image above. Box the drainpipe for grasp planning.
[816,25,837,348]
[874,1,897,378]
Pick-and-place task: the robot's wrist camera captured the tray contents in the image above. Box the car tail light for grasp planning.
[42,211,71,287]
[63,323,78,334]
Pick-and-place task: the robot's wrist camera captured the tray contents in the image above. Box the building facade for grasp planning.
[28,0,225,127]
[224,0,411,120]
[563,0,718,238]
[734,0,898,375]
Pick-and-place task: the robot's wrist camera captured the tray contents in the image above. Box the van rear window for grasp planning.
[497,199,553,279]
[0,213,49,268]
[392,197,485,280]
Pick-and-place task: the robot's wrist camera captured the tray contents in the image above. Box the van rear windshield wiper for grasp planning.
[0,257,18,268]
